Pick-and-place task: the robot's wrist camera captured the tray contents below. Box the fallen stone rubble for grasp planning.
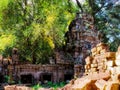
[4,85,32,90]
[62,43,120,90]
[4,85,55,90]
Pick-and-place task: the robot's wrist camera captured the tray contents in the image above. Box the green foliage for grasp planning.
[95,2,120,51]
[0,0,9,21]
[32,81,66,90]
[0,34,16,56]
[47,81,66,88]
[32,84,42,90]
[82,0,120,51]
[4,75,10,83]
[0,0,77,63]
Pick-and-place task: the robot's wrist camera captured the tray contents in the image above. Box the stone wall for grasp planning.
[85,43,110,74]
[62,43,120,90]
[8,64,73,83]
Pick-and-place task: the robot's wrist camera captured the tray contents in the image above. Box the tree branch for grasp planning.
[76,0,83,12]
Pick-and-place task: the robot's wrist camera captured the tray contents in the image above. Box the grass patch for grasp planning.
[32,81,66,90]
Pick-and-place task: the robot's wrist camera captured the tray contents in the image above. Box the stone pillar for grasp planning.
[3,58,9,75]
[53,71,58,83]
[0,55,3,75]
[74,64,83,78]
[52,65,58,83]
[8,65,14,83]
[12,48,19,83]
[12,48,19,64]
[58,67,64,82]
[77,32,80,40]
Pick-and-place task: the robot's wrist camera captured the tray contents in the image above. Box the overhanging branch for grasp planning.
[76,0,83,12]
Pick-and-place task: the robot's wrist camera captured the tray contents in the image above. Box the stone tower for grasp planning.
[65,13,101,77]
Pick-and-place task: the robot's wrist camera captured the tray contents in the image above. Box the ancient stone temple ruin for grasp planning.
[0,13,101,85]
[64,13,101,77]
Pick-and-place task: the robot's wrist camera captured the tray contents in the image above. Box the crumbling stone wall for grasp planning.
[55,13,101,79]
[63,43,120,90]
[8,64,73,83]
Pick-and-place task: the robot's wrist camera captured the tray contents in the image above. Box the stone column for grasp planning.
[52,65,58,83]
[58,67,64,82]
[12,48,19,64]
[53,71,58,83]
[77,32,80,40]
[74,64,83,78]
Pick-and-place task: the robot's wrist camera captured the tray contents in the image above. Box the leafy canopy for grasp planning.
[0,0,78,63]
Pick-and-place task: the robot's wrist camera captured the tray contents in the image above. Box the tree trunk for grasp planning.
[76,0,83,12]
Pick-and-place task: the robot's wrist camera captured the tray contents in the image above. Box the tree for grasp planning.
[82,0,120,51]
[0,0,78,63]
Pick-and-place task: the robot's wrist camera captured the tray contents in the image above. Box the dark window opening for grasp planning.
[40,73,52,84]
[21,74,33,84]
[0,74,4,83]
[42,74,52,81]
[64,74,73,81]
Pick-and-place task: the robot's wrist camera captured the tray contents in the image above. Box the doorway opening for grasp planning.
[64,74,73,82]
[40,73,52,83]
[20,74,33,84]
[0,73,4,83]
